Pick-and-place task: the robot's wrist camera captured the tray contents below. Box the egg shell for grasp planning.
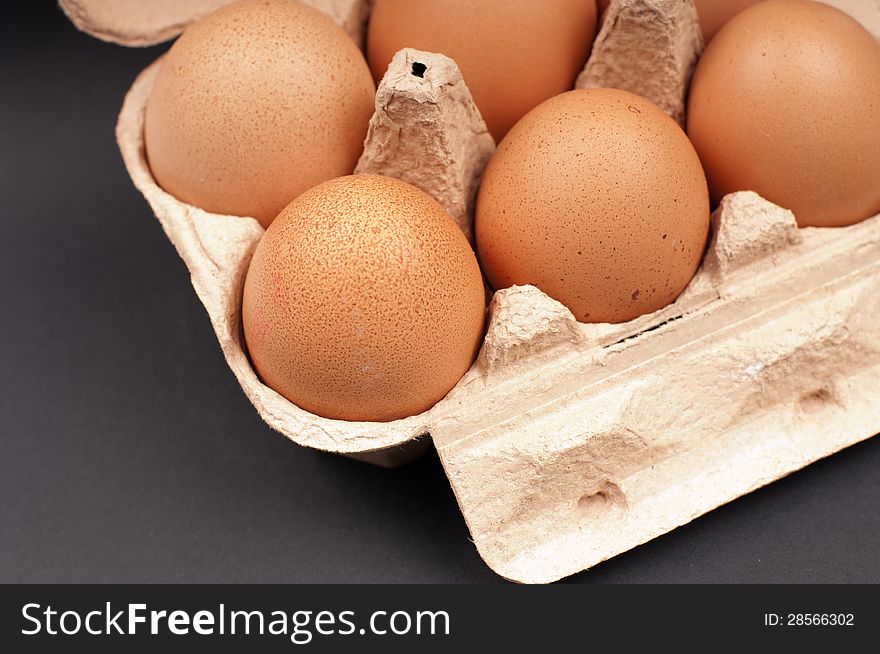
[366,0,597,142]
[144,0,376,228]
[687,0,880,227]
[242,175,486,423]
[695,0,763,42]
[476,88,710,324]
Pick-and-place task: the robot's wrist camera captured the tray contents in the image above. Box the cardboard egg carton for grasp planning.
[61,0,880,582]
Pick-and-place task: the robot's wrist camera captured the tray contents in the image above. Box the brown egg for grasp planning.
[687,0,880,227]
[476,88,709,324]
[695,0,764,43]
[145,0,375,228]
[242,175,486,422]
[366,0,597,142]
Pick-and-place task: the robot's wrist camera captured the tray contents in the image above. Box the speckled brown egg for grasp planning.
[242,175,486,422]
[695,0,764,42]
[687,0,880,227]
[366,0,597,142]
[476,88,710,324]
[145,0,375,228]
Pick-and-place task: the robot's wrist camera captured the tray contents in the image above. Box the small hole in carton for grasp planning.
[411,62,427,78]
[799,386,835,414]
[576,481,626,522]
[578,490,611,513]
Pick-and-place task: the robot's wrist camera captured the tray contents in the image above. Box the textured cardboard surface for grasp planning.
[59,0,234,46]
[355,48,495,243]
[71,0,880,581]
[434,196,880,582]
[578,0,702,125]
[59,0,371,46]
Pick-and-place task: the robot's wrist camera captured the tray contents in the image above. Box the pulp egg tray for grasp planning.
[61,0,880,583]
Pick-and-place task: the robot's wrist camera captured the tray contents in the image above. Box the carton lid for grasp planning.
[58,0,236,46]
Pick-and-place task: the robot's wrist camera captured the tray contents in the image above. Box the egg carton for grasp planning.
[61,0,880,582]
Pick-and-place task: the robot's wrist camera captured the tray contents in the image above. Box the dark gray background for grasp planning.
[1,2,877,584]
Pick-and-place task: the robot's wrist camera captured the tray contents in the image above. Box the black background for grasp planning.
[1,2,878,584]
